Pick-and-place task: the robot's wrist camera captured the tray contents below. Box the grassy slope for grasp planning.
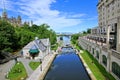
[29,61,41,70]
[73,41,115,80]
[81,50,115,80]
[8,62,27,80]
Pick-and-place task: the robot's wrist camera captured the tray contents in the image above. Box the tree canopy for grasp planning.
[0,20,18,52]
[0,20,57,53]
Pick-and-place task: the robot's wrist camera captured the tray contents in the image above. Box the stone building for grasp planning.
[79,0,120,80]
[0,10,33,27]
[0,10,22,27]
[97,0,120,51]
[22,37,51,60]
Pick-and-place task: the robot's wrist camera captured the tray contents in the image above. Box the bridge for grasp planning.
[56,32,72,46]
[56,32,73,36]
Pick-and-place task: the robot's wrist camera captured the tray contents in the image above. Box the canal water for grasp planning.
[44,51,90,80]
[44,36,90,80]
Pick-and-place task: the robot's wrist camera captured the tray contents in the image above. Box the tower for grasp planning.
[2,10,7,20]
[2,0,7,20]
[17,15,22,26]
[31,20,33,26]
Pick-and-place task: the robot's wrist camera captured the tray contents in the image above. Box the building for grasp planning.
[22,38,51,59]
[0,10,22,27]
[0,10,33,27]
[97,0,120,51]
[79,0,120,80]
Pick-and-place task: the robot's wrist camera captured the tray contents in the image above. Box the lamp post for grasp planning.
[40,53,44,71]
[40,58,42,71]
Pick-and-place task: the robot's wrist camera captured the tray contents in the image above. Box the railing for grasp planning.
[111,49,120,59]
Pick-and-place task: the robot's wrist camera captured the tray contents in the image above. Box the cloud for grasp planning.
[0,0,14,10]
[0,0,86,31]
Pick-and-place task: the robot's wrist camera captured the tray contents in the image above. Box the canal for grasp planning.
[44,36,90,80]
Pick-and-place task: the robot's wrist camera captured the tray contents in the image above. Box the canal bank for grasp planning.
[39,53,56,80]
[78,53,96,80]
[27,53,56,80]
[73,46,96,80]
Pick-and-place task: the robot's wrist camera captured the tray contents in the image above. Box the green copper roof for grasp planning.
[29,49,39,54]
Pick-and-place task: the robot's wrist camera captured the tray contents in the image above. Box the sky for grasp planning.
[0,0,98,33]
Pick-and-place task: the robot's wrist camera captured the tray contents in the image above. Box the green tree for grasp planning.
[71,33,80,44]
[87,28,91,34]
[0,20,18,52]
[0,20,57,53]
[83,31,87,34]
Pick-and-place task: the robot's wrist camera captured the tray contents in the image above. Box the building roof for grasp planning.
[23,41,34,49]
[34,39,46,51]
[23,38,50,52]
[40,38,50,46]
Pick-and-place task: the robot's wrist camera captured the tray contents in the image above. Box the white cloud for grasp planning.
[0,0,85,31]
[0,0,14,10]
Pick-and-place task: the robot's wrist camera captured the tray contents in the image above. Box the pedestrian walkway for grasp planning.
[27,53,56,80]
[0,60,15,80]
[18,58,34,77]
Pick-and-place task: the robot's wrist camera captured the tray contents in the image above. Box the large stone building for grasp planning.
[79,0,120,80]
[0,10,33,27]
[0,10,22,27]
[97,0,120,51]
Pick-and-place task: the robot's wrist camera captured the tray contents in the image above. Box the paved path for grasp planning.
[27,53,55,80]
[0,57,40,80]
[0,53,55,80]
[0,60,15,80]
[18,58,34,77]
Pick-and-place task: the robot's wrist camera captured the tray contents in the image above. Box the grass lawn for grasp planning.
[8,62,27,80]
[80,50,116,80]
[29,61,41,70]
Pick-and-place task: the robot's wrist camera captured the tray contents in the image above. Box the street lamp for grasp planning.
[40,58,42,71]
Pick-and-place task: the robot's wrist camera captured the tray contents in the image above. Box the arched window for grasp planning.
[112,62,120,79]
[92,48,94,54]
[102,55,107,66]
[96,51,99,59]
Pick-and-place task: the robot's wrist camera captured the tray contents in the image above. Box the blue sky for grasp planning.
[0,0,98,33]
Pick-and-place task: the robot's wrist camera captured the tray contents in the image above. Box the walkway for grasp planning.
[0,53,55,80]
[18,58,34,77]
[27,53,56,80]
[0,60,15,80]
[0,57,40,80]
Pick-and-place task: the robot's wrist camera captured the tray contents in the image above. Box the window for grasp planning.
[92,48,94,54]
[102,55,107,66]
[96,51,99,59]
[112,25,114,31]
[112,62,120,79]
